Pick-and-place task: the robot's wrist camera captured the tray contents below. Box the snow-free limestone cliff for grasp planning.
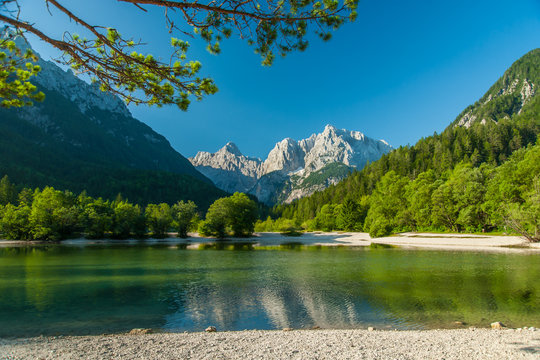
[190,125,392,204]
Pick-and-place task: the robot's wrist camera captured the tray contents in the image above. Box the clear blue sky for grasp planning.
[15,0,540,158]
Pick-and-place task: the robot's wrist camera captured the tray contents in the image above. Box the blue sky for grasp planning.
[15,0,540,158]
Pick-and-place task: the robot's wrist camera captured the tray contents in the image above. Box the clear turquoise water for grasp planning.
[0,244,539,337]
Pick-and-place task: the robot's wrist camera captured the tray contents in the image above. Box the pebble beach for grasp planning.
[1,328,539,359]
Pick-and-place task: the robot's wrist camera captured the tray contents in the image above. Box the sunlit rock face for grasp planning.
[302,125,391,173]
[190,125,392,204]
[263,138,305,175]
[189,142,264,194]
[455,78,536,128]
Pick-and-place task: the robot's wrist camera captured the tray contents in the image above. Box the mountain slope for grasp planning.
[189,125,392,204]
[275,48,540,222]
[0,32,227,209]
[455,48,538,128]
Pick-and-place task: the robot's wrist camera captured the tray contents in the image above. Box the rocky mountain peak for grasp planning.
[219,142,243,156]
[264,138,304,174]
[189,144,264,194]
[323,123,337,133]
[302,126,389,173]
[320,124,367,143]
[190,124,392,204]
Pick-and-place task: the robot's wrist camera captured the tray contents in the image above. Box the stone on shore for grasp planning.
[205,326,217,332]
[491,322,506,330]
[129,328,153,335]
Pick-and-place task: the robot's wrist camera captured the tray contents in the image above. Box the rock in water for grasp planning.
[205,326,217,332]
[129,328,153,335]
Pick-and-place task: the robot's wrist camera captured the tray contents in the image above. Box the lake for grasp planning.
[0,243,539,337]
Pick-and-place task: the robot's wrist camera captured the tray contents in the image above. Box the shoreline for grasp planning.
[1,231,539,252]
[2,328,538,359]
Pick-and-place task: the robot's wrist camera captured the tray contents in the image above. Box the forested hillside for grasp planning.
[271,49,540,240]
[0,34,228,208]
[0,103,228,208]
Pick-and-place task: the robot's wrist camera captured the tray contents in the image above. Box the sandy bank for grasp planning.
[193,231,540,252]
[1,328,539,359]
[2,232,539,252]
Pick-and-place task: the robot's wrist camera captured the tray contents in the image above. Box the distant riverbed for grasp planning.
[0,242,539,337]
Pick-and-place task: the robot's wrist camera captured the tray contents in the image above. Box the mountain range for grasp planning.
[190,125,392,204]
[0,30,391,208]
[5,28,535,213]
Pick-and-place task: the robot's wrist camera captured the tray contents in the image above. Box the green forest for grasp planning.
[267,50,540,241]
[1,46,539,243]
[269,114,540,241]
[0,177,258,241]
[265,49,540,241]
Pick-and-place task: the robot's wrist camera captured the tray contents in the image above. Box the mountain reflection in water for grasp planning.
[0,245,538,337]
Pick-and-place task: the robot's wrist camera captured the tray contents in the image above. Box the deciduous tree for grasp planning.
[172,200,198,238]
[145,202,173,237]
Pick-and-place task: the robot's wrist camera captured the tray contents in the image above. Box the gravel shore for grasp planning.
[5,231,538,253]
[1,328,539,359]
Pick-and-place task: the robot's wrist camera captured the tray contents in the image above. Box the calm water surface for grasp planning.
[0,244,539,337]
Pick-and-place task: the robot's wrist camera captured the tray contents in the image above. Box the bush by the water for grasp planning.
[198,192,258,238]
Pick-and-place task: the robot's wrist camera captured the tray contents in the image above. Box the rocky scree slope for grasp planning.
[190,125,391,204]
[454,48,539,128]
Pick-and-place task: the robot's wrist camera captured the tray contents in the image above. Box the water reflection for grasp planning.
[0,245,538,337]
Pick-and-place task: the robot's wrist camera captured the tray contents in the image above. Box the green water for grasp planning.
[0,244,539,337]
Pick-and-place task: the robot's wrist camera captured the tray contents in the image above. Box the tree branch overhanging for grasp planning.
[0,0,358,108]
